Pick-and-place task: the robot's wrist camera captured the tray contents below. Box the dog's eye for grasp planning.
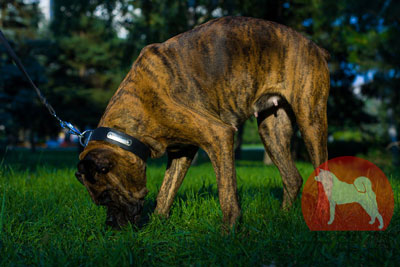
[98,163,113,174]
[100,167,108,174]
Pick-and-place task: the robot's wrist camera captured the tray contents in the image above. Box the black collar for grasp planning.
[84,127,150,162]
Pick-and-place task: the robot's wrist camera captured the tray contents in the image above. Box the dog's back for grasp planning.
[132,16,329,126]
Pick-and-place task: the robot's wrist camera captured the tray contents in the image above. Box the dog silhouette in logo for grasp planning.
[315,169,383,229]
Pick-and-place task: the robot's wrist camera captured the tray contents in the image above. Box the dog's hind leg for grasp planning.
[291,77,330,222]
[295,76,329,169]
[155,145,198,217]
[257,106,303,209]
[295,100,328,169]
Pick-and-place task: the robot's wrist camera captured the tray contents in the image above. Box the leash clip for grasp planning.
[59,120,93,147]
[59,120,82,136]
[79,130,93,147]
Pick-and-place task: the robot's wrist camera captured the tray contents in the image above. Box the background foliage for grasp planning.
[0,0,399,163]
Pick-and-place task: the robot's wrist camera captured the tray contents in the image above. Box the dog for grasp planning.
[315,169,384,229]
[75,16,330,229]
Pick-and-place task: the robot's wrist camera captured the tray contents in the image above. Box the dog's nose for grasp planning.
[75,171,84,185]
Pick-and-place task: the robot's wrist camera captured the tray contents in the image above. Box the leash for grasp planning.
[0,29,91,146]
[0,30,151,161]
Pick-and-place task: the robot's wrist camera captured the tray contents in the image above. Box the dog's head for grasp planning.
[75,141,148,229]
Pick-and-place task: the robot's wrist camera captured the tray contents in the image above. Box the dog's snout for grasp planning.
[75,171,84,184]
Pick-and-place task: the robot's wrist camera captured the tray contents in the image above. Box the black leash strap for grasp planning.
[0,29,82,136]
[0,30,56,118]
[0,29,151,160]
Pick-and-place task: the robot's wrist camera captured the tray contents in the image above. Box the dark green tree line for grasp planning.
[0,0,398,159]
[0,0,48,148]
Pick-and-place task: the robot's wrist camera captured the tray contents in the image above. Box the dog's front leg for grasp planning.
[327,201,336,225]
[204,126,241,229]
[155,145,198,217]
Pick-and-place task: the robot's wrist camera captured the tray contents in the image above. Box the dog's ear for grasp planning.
[76,149,114,184]
[77,159,98,184]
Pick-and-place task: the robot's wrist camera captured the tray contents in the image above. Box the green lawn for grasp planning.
[0,150,399,266]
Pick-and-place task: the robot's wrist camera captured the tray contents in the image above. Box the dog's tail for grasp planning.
[353,176,373,194]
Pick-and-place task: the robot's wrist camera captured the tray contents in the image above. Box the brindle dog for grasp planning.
[75,16,330,229]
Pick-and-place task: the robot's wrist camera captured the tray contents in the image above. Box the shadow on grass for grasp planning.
[269,187,283,202]
[136,198,157,228]
[135,182,220,228]
[134,182,286,230]
[1,149,80,170]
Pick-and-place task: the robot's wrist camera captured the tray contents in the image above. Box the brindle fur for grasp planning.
[76,16,329,229]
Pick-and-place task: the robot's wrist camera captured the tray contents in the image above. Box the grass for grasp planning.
[0,149,399,266]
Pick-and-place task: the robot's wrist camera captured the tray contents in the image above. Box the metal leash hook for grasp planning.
[59,120,82,136]
[58,119,93,147]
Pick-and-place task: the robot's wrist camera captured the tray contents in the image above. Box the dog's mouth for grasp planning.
[97,190,144,229]
[105,202,144,229]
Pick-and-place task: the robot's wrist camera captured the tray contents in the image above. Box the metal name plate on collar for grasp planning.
[82,127,150,162]
[106,132,132,146]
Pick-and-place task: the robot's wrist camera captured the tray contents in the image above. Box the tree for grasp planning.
[0,0,49,149]
[46,0,127,131]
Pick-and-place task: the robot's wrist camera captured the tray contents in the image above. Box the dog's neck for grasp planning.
[98,76,167,158]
